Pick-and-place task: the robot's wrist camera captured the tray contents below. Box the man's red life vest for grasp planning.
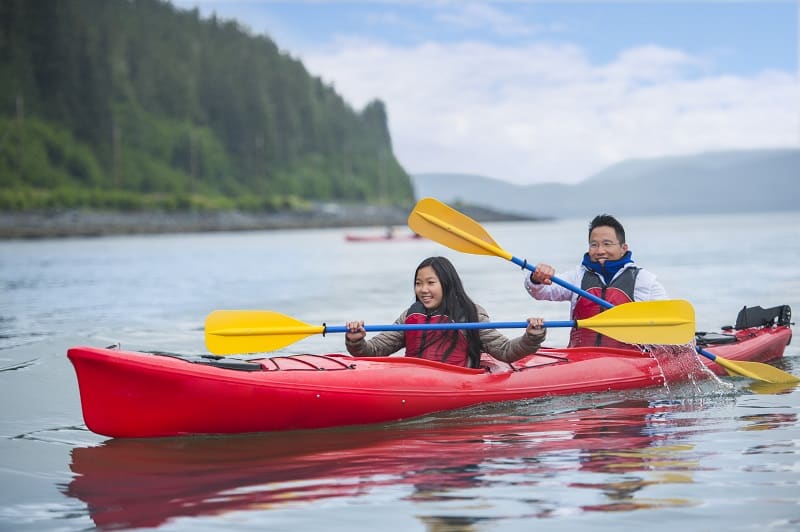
[570,267,639,348]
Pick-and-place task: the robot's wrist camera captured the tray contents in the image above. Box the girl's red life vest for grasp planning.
[570,267,639,348]
[404,301,470,367]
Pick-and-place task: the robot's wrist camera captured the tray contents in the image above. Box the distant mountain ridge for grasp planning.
[412,148,799,218]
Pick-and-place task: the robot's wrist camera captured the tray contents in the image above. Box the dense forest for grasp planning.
[0,0,414,212]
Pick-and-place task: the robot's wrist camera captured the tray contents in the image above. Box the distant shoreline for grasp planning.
[0,203,545,239]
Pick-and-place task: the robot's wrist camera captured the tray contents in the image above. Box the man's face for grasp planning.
[588,226,628,263]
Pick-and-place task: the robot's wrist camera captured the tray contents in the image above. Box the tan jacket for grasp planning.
[345,304,546,364]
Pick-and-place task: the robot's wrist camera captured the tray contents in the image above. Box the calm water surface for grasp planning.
[0,212,798,531]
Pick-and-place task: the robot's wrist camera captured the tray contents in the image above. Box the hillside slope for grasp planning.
[413,148,799,218]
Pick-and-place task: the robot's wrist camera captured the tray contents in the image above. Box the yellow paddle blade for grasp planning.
[205,310,323,355]
[713,357,800,384]
[747,380,800,394]
[577,300,696,345]
[408,197,512,259]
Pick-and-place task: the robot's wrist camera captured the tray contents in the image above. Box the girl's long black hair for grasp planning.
[414,256,482,367]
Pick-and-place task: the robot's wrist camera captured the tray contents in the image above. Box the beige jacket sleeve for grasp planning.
[345,305,546,363]
[345,310,408,357]
[476,304,546,363]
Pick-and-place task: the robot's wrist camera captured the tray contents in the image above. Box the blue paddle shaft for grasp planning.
[698,347,717,361]
[509,255,614,309]
[325,321,574,334]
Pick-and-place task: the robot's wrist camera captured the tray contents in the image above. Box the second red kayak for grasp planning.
[344,232,421,242]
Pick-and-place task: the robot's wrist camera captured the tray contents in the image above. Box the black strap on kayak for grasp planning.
[152,352,266,372]
[195,357,265,371]
[695,332,738,346]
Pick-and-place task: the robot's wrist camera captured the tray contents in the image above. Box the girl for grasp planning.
[345,256,546,368]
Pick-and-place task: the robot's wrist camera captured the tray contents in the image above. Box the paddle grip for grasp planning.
[510,256,614,309]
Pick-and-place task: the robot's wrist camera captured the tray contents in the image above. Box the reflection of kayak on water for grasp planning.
[63,400,695,529]
[344,232,422,242]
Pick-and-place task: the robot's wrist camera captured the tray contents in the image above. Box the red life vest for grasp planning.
[404,302,470,367]
[570,267,639,348]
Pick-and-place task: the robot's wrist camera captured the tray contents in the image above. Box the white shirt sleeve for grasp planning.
[633,269,668,301]
[523,265,583,303]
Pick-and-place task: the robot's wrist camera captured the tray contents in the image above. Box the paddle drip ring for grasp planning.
[322,323,327,337]
[520,259,527,270]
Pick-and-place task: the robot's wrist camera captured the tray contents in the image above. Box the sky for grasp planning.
[170,0,799,186]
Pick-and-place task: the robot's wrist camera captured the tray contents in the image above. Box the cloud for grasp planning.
[171,0,799,185]
[300,38,799,185]
[433,2,543,38]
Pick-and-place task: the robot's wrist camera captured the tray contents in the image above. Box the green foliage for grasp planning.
[0,117,104,189]
[0,0,414,212]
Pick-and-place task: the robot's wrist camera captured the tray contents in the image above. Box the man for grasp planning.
[525,214,667,348]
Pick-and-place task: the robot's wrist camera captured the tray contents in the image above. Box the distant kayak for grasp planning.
[345,232,422,242]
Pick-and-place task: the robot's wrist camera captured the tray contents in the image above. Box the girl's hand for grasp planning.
[345,320,366,342]
[526,317,545,336]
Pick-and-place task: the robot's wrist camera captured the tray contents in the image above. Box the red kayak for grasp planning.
[68,307,793,438]
[344,232,421,242]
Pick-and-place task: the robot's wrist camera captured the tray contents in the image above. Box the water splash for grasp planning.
[644,343,734,397]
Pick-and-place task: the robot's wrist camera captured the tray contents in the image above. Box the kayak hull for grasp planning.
[68,325,792,438]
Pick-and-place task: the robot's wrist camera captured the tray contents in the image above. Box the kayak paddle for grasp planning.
[408,197,799,384]
[205,300,695,355]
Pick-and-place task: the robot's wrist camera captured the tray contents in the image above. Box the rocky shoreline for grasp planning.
[0,203,543,239]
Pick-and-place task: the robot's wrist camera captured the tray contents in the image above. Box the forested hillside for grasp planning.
[0,0,414,211]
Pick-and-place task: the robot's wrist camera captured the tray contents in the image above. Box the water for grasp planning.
[1,211,798,531]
